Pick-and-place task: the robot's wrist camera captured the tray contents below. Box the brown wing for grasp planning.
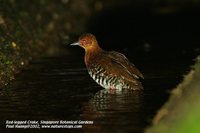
[107,51,144,79]
[90,51,143,87]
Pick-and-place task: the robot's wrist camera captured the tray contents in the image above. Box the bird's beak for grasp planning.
[70,41,80,46]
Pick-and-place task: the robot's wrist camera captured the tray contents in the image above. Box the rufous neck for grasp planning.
[84,45,102,66]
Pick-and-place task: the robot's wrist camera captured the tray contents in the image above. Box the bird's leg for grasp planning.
[109,86,116,94]
[109,85,116,90]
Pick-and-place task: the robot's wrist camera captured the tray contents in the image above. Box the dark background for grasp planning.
[85,2,200,63]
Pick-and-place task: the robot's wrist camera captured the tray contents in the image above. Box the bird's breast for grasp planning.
[88,64,124,90]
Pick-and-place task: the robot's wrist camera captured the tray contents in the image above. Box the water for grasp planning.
[0,48,193,133]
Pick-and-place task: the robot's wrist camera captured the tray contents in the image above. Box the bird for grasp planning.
[70,33,144,91]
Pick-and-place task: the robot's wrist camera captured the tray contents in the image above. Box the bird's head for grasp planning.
[70,33,101,52]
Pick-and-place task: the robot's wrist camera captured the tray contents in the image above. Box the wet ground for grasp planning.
[0,7,200,133]
[0,47,195,133]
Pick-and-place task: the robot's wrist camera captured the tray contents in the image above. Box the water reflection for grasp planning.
[0,53,188,133]
[81,89,144,133]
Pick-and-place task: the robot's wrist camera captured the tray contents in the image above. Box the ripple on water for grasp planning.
[0,53,186,132]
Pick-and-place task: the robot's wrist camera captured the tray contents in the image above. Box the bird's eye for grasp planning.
[82,39,86,43]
